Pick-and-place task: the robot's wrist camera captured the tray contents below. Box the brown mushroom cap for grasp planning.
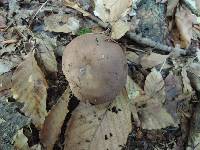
[62,33,127,104]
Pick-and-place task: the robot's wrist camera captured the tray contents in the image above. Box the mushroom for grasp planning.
[62,33,127,104]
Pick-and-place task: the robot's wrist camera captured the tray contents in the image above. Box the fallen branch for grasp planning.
[126,32,186,55]
[64,1,186,55]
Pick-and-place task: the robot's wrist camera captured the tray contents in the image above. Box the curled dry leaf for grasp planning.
[64,89,132,150]
[40,87,71,150]
[175,6,197,48]
[181,67,193,94]
[144,68,165,103]
[11,53,48,129]
[13,129,30,150]
[140,52,169,69]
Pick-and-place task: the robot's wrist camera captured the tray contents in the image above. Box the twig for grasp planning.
[29,0,49,27]
[126,45,146,53]
[1,39,17,45]
[64,1,110,29]
[126,32,186,55]
[64,1,186,55]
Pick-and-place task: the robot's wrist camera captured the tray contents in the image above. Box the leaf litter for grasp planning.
[0,0,200,149]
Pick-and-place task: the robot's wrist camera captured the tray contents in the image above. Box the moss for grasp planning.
[77,28,92,35]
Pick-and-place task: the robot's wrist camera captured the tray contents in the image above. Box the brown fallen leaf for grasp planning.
[11,52,48,129]
[144,68,165,103]
[93,0,132,39]
[40,87,71,150]
[164,73,183,124]
[35,38,58,77]
[137,97,177,130]
[64,89,132,150]
[140,52,169,69]
[133,69,177,129]
[93,0,132,22]
[44,14,80,34]
[175,6,197,48]
[13,129,30,150]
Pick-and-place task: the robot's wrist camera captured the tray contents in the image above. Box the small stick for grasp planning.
[126,32,186,55]
[1,39,17,45]
[29,0,49,28]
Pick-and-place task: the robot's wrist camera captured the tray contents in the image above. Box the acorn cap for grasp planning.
[62,33,127,104]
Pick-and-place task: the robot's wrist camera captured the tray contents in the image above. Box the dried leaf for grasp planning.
[138,99,177,130]
[144,68,165,103]
[11,53,48,129]
[132,69,177,129]
[44,14,80,34]
[40,88,71,150]
[35,38,58,76]
[175,6,197,48]
[93,0,132,23]
[181,68,193,94]
[111,20,130,39]
[64,89,132,150]
[140,53,169,69]
[165,73,182,101]
[164,73,183,124]
[13,129,30,150]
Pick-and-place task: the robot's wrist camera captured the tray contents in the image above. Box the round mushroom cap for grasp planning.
[62,33,127,104]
